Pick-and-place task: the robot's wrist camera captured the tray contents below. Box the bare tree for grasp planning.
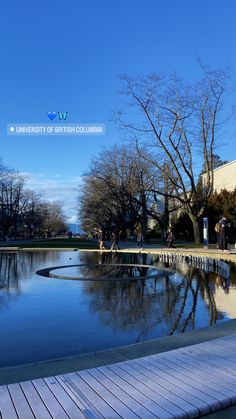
[39,201,67,237]
[118,66,229,243]
[0,168,26,239]
[79,145,166,237]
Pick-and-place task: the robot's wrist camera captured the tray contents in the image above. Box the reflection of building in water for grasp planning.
[211,286,236,317]
[210,272,236,317]
[157,253,235,326]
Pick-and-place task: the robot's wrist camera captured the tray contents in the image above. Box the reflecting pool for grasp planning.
[0,251,236,368]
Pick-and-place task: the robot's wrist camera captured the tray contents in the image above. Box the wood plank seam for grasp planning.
[42,378,73,419]
[55,375,99,419]
[29,381,54,418]
[20,381,53,419]
[31,379,70,418]
[131,356,219,410]
[77,370,137,418]
[107,364,174,418]
[108,363,185,418]
[6,385,20,419]
[116,361,195,418]
[88,367,155,418]
[19,382,41,419]
[131,358,206,416]
[96,365,158,418]
[129,359,201,417]
[147,355,226,404]
[62,374,109,418]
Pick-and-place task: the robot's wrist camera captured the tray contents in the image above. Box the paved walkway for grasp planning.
[2,334,236,418]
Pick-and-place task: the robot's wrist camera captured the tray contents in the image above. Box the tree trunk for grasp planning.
[190,216,201,244]
[160,223,165,241]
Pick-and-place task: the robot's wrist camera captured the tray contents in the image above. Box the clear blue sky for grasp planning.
[0,0,235,221]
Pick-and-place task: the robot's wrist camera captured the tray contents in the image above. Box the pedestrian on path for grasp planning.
[167,227,175,248]
[98,230,106,250]
[111,231,120,250]
[217,217,231,252]
[137,232,144,248]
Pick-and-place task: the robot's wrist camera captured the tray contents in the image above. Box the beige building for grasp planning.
[202,160,236,193]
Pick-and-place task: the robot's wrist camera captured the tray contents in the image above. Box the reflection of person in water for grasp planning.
[221,276,230,293]
[98,252,106,264]
[216,274,230,293]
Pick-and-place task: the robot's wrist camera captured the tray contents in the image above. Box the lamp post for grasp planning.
[203,217,208,249]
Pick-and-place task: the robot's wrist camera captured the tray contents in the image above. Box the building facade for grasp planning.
[202,160,236,193]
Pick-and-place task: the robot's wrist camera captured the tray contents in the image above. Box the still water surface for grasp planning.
[0,251,235,368]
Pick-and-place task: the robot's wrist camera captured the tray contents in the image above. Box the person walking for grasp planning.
[217,217,230,252]
[167,227,175,248]
[98,230,106,250]
[137,232,144,248]
[146,230,151,246]
[111,231,120,250]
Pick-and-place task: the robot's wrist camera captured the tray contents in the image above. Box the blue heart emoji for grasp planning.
[47,111,57,121]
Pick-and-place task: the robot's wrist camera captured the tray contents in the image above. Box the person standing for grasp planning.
[218,217,230,252]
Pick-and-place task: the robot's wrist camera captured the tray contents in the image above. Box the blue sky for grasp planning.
[0,0,235,221]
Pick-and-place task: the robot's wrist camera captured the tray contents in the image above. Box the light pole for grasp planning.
[203,217,208,249]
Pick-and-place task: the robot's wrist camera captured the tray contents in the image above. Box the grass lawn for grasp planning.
[1,237,222,250]
[2,238,99,249]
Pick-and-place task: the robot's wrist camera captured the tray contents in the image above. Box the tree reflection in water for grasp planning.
[0,251,61,310]
[0,251,235,345]
[80,253,235,341]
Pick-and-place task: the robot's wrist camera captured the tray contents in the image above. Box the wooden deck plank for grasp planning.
[108,364,182,419]
[89,367,156,419]
[55,375,100,419]
[186,334,236,355]
[195,340,236,363]
[33,378,70,419]
[161,348,236,396]
[157,351,236,402]
[194,340,236,359]
[0,385,18,419]
[146,354,226,409]
[107,364,173,418]
[176,344,236,376]
[118,361,200,418]
[175,345,236,385]
[64,372,120,418]
[138,355,219,410]
[8,383,35,419]
[133,357,208,416]
[124,359,199,419]
[96,365,157,419]
[211,342,236,358]
[3,334,236,418]
[44,377,86,419]
[78,369,139,419]
[20,381,52,419]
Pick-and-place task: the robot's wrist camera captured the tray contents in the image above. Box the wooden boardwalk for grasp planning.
[2,334,236,418]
